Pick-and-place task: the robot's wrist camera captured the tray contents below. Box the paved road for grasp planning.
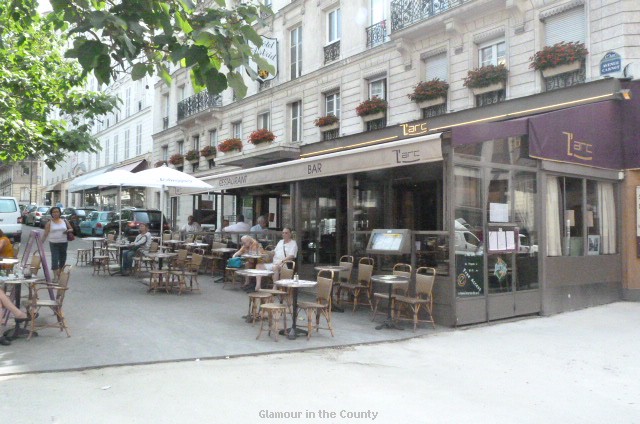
[2,302,638,423]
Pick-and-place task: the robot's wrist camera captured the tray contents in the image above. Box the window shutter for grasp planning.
[425,53,448,81]
[545,7,586,46]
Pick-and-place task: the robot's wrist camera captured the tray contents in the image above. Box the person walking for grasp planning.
[42,206,73,281]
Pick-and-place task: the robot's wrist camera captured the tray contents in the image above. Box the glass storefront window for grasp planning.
[454,137,535,167]
[514,171,538,290]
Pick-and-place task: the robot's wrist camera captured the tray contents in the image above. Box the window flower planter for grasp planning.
[314,114,340,130]
[362,111,385,122]
[218,138,243,153]
[356,97,388,118]
[168,153,184,166]
[200,145,216,158]
[541,61,582,78]
[471,82,505,96]
[248,129,276,146]
[185,149,199,162]
[154,160,167,168]
[530,41,588,74]
[464,64,508,93]
[417,97,446,109]
[408,79,449,103]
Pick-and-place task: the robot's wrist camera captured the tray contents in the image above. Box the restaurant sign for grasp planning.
[247,36,278,81]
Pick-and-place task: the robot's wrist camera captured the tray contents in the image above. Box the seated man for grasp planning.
[121,223,152,276]
[181,215,202,233]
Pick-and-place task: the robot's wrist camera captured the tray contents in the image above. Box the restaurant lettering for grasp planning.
[399,122,429,136]
[308,162,322,175]
[564,131,593,161]
[393,149,420,164]
[218,174,247,187]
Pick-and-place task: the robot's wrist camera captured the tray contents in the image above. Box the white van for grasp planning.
[0,197,22,242]
[455,220,482,255]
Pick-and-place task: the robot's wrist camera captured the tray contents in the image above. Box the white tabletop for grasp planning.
[0,276,44,284]
[275,279,317,288]
[371,275,410,284]
[0,258,20,264]
[314,265,348,271]
[84,237,105,242]
[235,269,274,277]
[212,248,236,253]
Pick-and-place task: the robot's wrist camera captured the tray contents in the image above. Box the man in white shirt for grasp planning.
[222,215,251,232]
[250,215,267,233]
[181,215,202,233]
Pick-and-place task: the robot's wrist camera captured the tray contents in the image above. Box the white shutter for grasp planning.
[544,7,586,46]
[425,53,448,82]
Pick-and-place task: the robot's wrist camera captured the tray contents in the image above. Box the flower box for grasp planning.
[200,145,215,158]
[249,128,276,145]
[314,114,340,128]
[185,149,199,162]
[417,97,446,109]
[154,160,167,168]
[218,138,243,153]
[530,41,588,72]
[408,79,449,103]
[319,122,340,131]
[362,111,385,122]
[356,97,388,117]
[471,82,505,96]
[541,61,582,78]
[168,153,184,165]
[464,64,508,90]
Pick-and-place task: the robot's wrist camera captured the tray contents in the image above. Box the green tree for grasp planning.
[0,0,117,168]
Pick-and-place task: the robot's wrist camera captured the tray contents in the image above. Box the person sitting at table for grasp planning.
[223,215,251,232]
[216,219,230,233]
[263,226,298,283]
[181,215,202,233]
[121,223,152,276]
[0,229,15,273]
[233,235,265,292]
[250,215,267,233]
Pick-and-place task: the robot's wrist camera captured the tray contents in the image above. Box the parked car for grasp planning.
[61,207,97,235]
[103,208,170,241]
[25,206,50,226]
[22,205,37,223]
[0,197,23,242]
[79,211,114,237]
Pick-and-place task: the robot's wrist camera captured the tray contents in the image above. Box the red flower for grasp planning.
[530,42,588,71]
[355,97,388,117]
[218,138,243,153]
[248,128,276,144]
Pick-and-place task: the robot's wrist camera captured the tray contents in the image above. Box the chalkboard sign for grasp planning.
[455,254,484,296]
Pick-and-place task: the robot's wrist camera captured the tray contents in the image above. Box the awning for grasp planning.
[116,159,147,173]
[203,133,443,191]
[68,166,113,192]
[45,183,62,192]
[451,117,529,146]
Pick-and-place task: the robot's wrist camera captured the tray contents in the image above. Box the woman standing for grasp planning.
[42,206,73,280]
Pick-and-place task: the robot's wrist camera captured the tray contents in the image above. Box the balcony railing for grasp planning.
[324,40,340,64]
[391,0,471,32]
[177,90,222,121]
[366,20,387,48]
[544,68,586,92]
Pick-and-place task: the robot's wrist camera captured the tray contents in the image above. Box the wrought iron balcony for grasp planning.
[391,0,471,32]
[177,90,222,121]
[366,20,387,48]
[544,68,586,92]
[324,40,340,65]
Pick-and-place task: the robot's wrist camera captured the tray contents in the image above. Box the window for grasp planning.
[371,0,384,24]
[177,140,184,155]
[479,40,506,67]
[544,7,586,46]
[425,53,448,82]
[136,124,142,155]
[209,129,217,147]
[232,122,242,139]
[105,138,110,165]
[22,166,29,176]
[161,145,168,161]
[327,8,341,43]
[125,87,132,117]
[113,134,119,163]
[290,26,303,79]
[124,129,130,159]
[369,78,386,100]
[193,135,200,152]
[291,101,302,142]
[546,176,616,256]
[257,112,270,130]
[20,187,29,202]
[325,92,340,118]
[96,151,100,168]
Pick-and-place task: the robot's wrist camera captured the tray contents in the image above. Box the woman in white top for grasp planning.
[42,206,73,280]
[263,227,298,282]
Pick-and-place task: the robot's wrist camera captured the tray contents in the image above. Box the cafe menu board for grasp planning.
[456,254,484,296]
[366,229,412,255]
[487,226,519,253]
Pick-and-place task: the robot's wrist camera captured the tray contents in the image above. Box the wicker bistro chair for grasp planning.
[337,255,354,284]
[297,270,335,340]
[337,257,374,312]
[394,267,437,332]
[256,302,288,342]
[169,253,203,294]
[372,263,412,322]
[259,260,295,309]
[27,265,72,339]
[28,253,42,277]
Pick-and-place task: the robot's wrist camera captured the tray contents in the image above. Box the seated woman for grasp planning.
[263,226,298,282]
[232,235,266,292]
[0,229,15,273]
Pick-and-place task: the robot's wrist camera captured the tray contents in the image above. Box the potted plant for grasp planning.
[200,145,215,158]
[168,153,184,165]
[185,149,199,162]
[463,64,509,95]
[314,114,340,130]
[530,41,588,78]
[356,96,388,121]
[408,79,449,108]
[218,137,243,153]
[248,128,276,145]
[154,160,167,168]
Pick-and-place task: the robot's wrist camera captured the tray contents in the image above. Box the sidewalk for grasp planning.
[2,302,639,423]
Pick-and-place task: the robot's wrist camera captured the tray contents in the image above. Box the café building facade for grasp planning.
[200,77,639,326]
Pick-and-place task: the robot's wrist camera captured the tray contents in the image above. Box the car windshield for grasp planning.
[88,212,99,220]
[133,211,162,223]
[0,199,17,213]
[37,207,49,213]
[100,212,111,220]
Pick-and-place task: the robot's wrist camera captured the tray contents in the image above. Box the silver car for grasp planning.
[26,206,51,226]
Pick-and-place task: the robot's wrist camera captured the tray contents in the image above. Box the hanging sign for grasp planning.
[600,51,622,76]
[247,36,278,81]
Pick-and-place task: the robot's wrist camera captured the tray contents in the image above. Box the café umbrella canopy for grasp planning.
[132,165,214,241]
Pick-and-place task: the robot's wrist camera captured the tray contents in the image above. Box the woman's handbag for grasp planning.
[65,219,75,241]
[226,257,245,269]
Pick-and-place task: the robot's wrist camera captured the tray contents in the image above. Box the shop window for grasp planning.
[546,176,616,256]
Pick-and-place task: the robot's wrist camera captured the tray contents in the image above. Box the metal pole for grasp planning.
[29,158,33,204]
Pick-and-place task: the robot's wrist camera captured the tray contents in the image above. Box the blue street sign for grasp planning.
[600,51,622,75]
